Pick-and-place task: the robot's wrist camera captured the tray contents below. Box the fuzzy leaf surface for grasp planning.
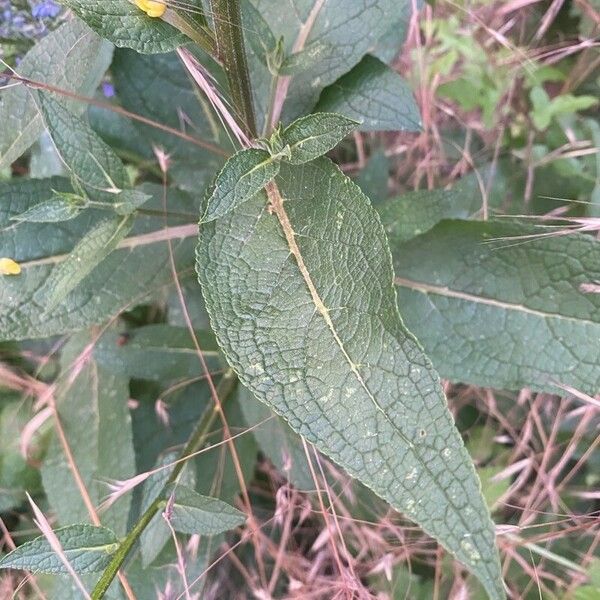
[0,19,112,169]
[164,484,246,535]
[39,93,129,200]
[43,216,133,311]
[202,149,279,223]
[196,158,504,599]
[0,524,118,574]
[393,220,600,394]
[281,113,357,164]
[315,55,421,132]
[61,0,187,53]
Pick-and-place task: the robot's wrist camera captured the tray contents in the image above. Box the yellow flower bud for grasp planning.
[135,0,166,18]
[0,257,21,276]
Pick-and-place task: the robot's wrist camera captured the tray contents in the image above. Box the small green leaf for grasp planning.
[280,113,358,164]
[164,484,246,535]
[0,20,112,169]
[11,196,84,223]
[315,55,421,132]
[0,524,118,574]
[113,189,152,215]
[378,165,505,244]
[43,215,133,310]
[140,451,196,568]
[39,93,129,200]
[201,149,279,223]
[62,0,187,54]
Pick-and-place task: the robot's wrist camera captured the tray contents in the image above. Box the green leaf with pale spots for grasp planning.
[61,0,187,54]
[201,149,280,223]
[196,158,504,599]
[281,113,358,164]
[392,220,600,394]
[0,525,118,574]
[315,55,421,132]
[39,93,129,201]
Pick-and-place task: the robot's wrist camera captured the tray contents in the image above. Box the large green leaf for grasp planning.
[0,19,112,169]
[41,335,135,536]
[393,220,600,394]
[61,0,187,53]
[196,158,504,598]
[0,179,198,341]
[246,0,413,128]
[315,55,421,132]
[0,524,118,574]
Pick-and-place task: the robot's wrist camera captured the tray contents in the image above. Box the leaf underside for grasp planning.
[196,158,504,599]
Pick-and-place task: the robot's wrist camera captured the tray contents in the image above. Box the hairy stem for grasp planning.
[91,371,238,599]
[209,0,257,136]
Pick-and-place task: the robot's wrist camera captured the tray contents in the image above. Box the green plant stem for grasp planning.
[209,0,257,137]
[163,10,216,56]
[91,370,238,600]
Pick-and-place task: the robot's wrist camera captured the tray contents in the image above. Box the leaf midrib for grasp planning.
[265,179,496,577]
[16,223,198,270]
[395,276,599,327]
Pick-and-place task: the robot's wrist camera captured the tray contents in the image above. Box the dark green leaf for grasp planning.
[43,216,133,311]
[378,166,505,244]
[247,0,413,128]
[0,524,118,574]
[0,20,112,169]
[281,113,357,164]
[93,324,223,381]
[111,49,225,192]
[315,55,421,132]
[0,179,198,341]
[39,93,129,200]
[62,0,187,54]
[202,149,279,223]
[196,158,504,598]
[393,220,600,394]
